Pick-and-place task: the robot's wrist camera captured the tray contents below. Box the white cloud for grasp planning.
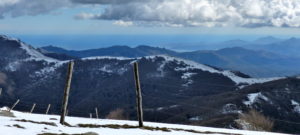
[71,0,139,5]
[2,0,300,28]
[77,0,300,28]
[0,0,20,6]
[113,20,133,26]
[74,12,97,20]
[0,0,72,18]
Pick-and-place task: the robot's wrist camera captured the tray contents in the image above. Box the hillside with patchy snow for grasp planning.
[1,35,300,134]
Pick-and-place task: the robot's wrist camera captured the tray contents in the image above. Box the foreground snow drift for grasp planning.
[0,108,287,135]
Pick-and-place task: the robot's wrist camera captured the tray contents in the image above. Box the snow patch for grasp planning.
[243,92,269,106]
[182,80,193,87]
[189,116,202,121]
[35,61,69,76]
[156,107,164,111]
[4,61,21,72]
[99,64,113,73]
[181,72,197,87]
[221,71,281,86]
[181,72,197,80]
[82,56,133,61]
[169,105,179,108]
[157,61,167,77]
[117,67,128,75]
[291,100,300,114]
[0,106,10,111]
[156,105,179,111]
[291,100,300,106]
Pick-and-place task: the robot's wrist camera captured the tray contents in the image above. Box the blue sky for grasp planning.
[1,0,300,50]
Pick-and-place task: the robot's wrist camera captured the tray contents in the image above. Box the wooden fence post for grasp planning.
[133,62,144,127]
[60,61,74,125]
[0,88,2,96]
[95,107,99,119]
[9,99,20,112]
[30,103,36,113]
[46,104,51,114]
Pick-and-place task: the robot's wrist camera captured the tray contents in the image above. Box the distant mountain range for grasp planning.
[40,39,300,78]
[165,36,283,51]
[1,35,300,133]
[166,36,300,58]
[246,37,300,58]
[252,36,282,45]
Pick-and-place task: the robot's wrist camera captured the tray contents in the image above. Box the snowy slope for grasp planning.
[82,56,133,61]
[20,42,58,63]
[1,35,58,63]
[143,55,283,86]
[0,108,287,135]
[80,55,282,86]
[1,34,281,86]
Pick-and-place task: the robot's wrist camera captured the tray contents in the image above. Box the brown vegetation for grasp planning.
[0,110,15,117]
[106,108,127,120]
[236,109,274,131]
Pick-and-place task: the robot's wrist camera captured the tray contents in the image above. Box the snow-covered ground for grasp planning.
[0,107,287,135]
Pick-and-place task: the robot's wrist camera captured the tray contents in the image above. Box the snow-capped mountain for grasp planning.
[0,35,57,62]
[1,35,300,134]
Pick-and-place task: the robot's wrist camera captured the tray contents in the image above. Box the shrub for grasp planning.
[0,110,15,117]
[236,109,273,131]
[106,108,127,120]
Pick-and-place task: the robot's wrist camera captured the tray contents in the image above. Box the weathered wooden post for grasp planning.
[90,113,92,119]
[46,104,51,114]
[133,62,144,127]
[9,99,20,112]
[30,103,36,113]
[60,61,74,125]
[0,88,2,96]
[95,107,99,119]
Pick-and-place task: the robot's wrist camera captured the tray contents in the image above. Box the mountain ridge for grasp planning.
[40,44,300,78]
[1,35,300,133]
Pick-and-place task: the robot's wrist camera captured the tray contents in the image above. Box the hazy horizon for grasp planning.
[3,34,299,51]
[2,0,300,51]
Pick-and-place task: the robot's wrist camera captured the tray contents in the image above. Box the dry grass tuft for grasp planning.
[0,110,15,117]
[106,108,127,120]
[236,109,273,131]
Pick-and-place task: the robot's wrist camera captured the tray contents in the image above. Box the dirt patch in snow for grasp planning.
[77,124,242,135]
[38,132,98,135]
[13,124,25,129]
[15,119,57,127]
